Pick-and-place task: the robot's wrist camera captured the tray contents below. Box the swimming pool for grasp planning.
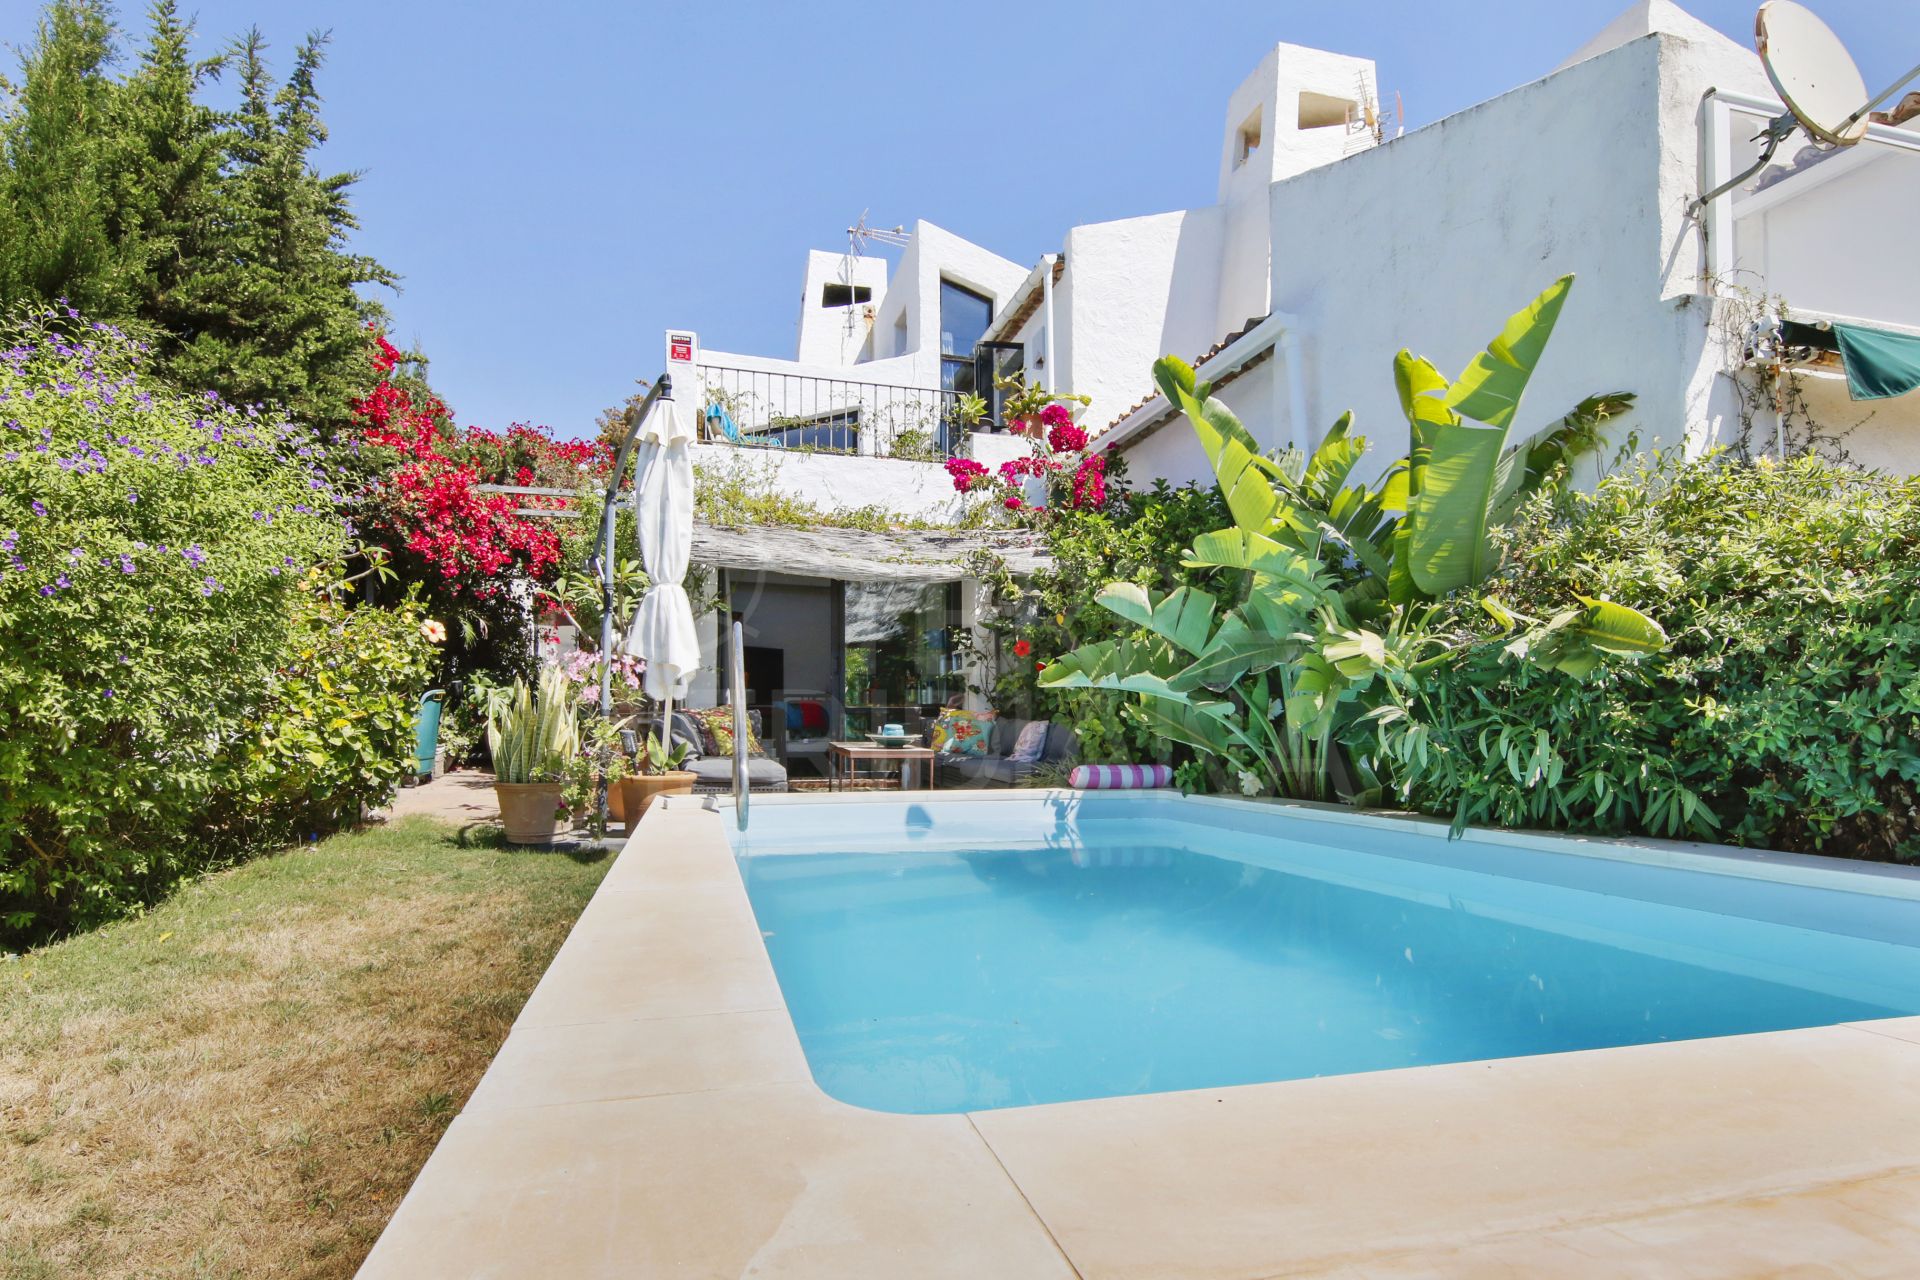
[730,793,1920,1115]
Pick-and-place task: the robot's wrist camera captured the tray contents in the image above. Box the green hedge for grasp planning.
[0,306,432,944]
[1376,453,1920,861]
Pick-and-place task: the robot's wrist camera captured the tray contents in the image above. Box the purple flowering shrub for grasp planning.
[0,304,399,943]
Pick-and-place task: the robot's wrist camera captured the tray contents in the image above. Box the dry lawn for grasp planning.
[0,816,611,1279]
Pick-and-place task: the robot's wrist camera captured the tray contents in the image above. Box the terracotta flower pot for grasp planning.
[618,771,697,823]
[494,782,569,845]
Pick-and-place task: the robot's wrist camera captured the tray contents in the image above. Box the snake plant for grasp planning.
[486,665,581,784]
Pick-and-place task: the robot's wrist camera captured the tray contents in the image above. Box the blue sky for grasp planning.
[5,1,1908,436]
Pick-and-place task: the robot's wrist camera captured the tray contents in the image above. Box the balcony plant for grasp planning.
[486,665,581,844]
[617,729,696,822]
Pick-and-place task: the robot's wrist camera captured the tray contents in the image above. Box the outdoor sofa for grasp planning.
[933,718,1080,789]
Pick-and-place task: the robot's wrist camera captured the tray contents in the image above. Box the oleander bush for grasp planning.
[0,305,432,945]
[1375,452,1920,860]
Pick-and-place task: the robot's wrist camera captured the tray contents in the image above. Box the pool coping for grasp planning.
[358,791,1920,1279]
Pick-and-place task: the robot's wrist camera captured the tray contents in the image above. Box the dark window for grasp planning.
[974,342,1024,428]
[939,280,994,451]
[760,409,859,453]
[842,581,964,714]
[939,280,992,358]
[821,283,873,307]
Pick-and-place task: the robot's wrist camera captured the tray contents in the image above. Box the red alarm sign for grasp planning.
[669,334,693,363]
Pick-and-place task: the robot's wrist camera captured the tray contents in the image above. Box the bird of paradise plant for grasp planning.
[1040,275,1666,801]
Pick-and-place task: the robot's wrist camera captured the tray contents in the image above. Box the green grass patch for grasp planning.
[0,817,611,1279]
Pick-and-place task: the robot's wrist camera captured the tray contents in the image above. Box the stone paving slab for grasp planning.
[388,770,502,827]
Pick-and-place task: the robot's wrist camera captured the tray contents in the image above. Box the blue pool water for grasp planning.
[730,796,1920,1115]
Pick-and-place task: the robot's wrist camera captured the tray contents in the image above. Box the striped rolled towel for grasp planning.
[1068,763,1173,790]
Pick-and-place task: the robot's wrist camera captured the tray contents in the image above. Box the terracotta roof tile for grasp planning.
[1089,315,1270,442]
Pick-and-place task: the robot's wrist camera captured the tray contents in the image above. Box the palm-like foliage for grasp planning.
[1040,276,1666,800]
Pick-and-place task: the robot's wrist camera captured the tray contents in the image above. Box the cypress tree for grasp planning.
[0,1,397,438]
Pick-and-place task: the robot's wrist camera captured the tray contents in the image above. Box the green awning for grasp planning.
[1833,323,1920,401]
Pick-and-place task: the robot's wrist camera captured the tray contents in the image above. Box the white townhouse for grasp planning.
[658,0,1920,756]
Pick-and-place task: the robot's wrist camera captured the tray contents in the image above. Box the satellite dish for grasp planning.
[1692,2,1920,212]
[1756,1,1870,145]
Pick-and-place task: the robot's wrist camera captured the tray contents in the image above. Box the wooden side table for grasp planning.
[828,741,937,791]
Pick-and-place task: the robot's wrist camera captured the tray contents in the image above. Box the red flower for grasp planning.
[1035,661,1046,672]
[1013,639,1032,658]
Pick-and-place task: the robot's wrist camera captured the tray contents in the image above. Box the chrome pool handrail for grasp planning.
[730,619,749,831]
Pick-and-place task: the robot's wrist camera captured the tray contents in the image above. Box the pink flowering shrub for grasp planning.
[945,380,1108,520]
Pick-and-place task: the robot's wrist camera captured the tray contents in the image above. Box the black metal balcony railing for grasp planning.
[693,364,970,461]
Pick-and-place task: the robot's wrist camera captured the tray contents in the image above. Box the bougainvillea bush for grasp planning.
[944,383,1111,518]
[353,333,566,597]
[351,332,595,688]
[0,306,429,945]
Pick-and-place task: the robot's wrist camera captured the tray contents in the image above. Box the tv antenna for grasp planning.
[847,209,910,256]
[1693,1,1920,213]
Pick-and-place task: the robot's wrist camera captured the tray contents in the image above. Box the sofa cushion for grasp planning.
[931,709,994,756]
[686,756,788,790]
[1042,722,1080,764]
[1007,719,1050,764]
[936,754,1030,788]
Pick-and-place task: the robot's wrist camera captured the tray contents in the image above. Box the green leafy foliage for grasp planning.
[1038,278,1656,801]
[1376,452,1920,860]
[968,477,1231,766]
[226,590,438,844]
[0,1,394,439]
[0,303,428,944]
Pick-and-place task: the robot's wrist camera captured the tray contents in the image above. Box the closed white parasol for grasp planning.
[620,393,699,747]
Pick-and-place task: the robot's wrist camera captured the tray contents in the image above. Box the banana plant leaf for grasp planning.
[1409,419,1520,595]
[1154,355,1285,534]
[1166,611,1293,694]
[1442,274,1574,430]
[1094,582,1219,656]
[1572,595,1667,654]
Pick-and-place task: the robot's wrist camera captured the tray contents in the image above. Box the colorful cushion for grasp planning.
[798,700,827,731]
[932,709,994,756]
[1068,764,1173,790]
[1007,720,1050,764]
[688,707,759,758]
[783,701,804,731]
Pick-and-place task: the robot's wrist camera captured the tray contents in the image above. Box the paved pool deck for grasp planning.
[358,792,1920,1279]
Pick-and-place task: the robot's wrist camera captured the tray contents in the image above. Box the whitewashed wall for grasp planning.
[1123,32,1772,487]
[794,250,889,367]
[867,220,1028,373]
[690,442,965,522]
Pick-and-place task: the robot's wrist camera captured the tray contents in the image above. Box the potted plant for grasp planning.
[566,714,631,834]
[617,728,697,822]
[488,665,581,845]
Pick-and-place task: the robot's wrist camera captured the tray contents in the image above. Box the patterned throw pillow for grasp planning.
[688,707,759,757]
[931,709,994,757]
[1007,720,1050,764]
